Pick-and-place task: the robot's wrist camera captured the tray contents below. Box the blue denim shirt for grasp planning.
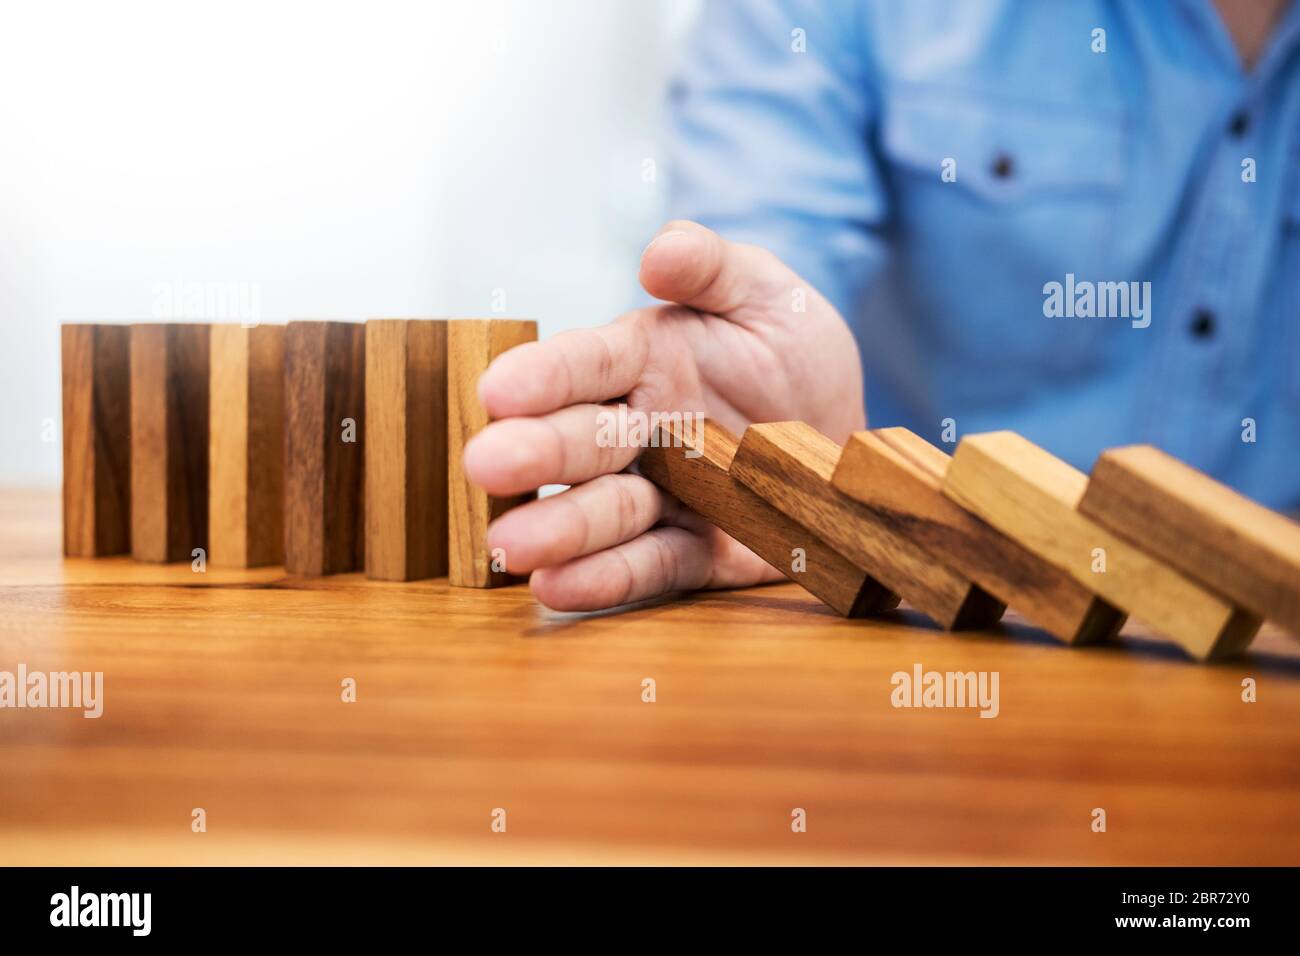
[667,0,1300,507]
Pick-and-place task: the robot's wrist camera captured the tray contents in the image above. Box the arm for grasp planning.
[666,0,889,319]
[460,3,885,611]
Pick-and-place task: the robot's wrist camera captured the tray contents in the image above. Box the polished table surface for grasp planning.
[2,489,1299,865]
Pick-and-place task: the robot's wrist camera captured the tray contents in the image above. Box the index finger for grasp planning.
[477,314,651,419]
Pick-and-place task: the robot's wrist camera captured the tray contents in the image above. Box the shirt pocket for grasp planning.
[877,87,1131,379]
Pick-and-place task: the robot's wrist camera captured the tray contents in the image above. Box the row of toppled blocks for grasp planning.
[61,319,535,587]
[638,419,1300,662]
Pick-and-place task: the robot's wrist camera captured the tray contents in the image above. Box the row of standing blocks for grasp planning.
[61,319,536,586]
[638,419,1300,662]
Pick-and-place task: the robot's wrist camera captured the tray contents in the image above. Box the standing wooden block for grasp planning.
[831,428,1125,645]
[638,418,898,616]
[284,321,365,576]
[942,432,1261,661]
[209,324,285,568]
[130,323,210,563]
[447,319,537,587]
[61,324,131,556]
[1079,445,1300,638]
[365,320,448,581]
[731,422,1005,630]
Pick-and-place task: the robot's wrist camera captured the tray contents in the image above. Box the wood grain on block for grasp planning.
[130,323,210,563]
[284,321,365,576]
[447,319,537,587]
[732,422,1005,630]
[831,428,1125,645]
[209,325,285,568]
[638,418,898,616]
[1079,445,1300,638]
[61,324,131,556]
[365,320,448,581]
[942,431,1261,661]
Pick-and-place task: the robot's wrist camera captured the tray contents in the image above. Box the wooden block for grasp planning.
[130,323,210,563]
[731,422,1005,630]
[1079,445,1300,638]
[447,319,537,587]
[638,418,898,616]
[208,324,285,568]
[942,432,1261,660]
[284,321,365,576]
[365,319,448,581]
[831,428,1126,645]
[61,324,131,556]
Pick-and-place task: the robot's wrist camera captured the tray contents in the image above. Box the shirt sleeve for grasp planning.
[665,0,889,319]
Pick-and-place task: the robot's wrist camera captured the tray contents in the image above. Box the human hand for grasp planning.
[462,220,866,610]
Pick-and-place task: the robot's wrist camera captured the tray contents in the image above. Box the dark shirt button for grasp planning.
[1190,309,1216,339]
[990,152,1015,179]
[1228,111,1250,138]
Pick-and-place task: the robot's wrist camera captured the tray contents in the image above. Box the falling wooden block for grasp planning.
[130,323,210,563]
[942,432,1261,660]
[61,324,131,556]
[284,321,365,576]
[731,422,1005,630]
[208,324,285,568]
[447,319,538,587]
[365,319,448,581]
[638,418,898,616]
[831,428,1126,645]
[1079,445,1300,638]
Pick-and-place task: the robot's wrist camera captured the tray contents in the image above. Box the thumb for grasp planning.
[638,219,793,316]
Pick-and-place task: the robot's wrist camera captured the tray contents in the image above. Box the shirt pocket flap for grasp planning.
[881,88,1127,202]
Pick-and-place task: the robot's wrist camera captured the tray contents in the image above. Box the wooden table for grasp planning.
[2,488,1298,865]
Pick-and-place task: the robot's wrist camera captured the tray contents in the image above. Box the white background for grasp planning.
[0,0,698,486]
